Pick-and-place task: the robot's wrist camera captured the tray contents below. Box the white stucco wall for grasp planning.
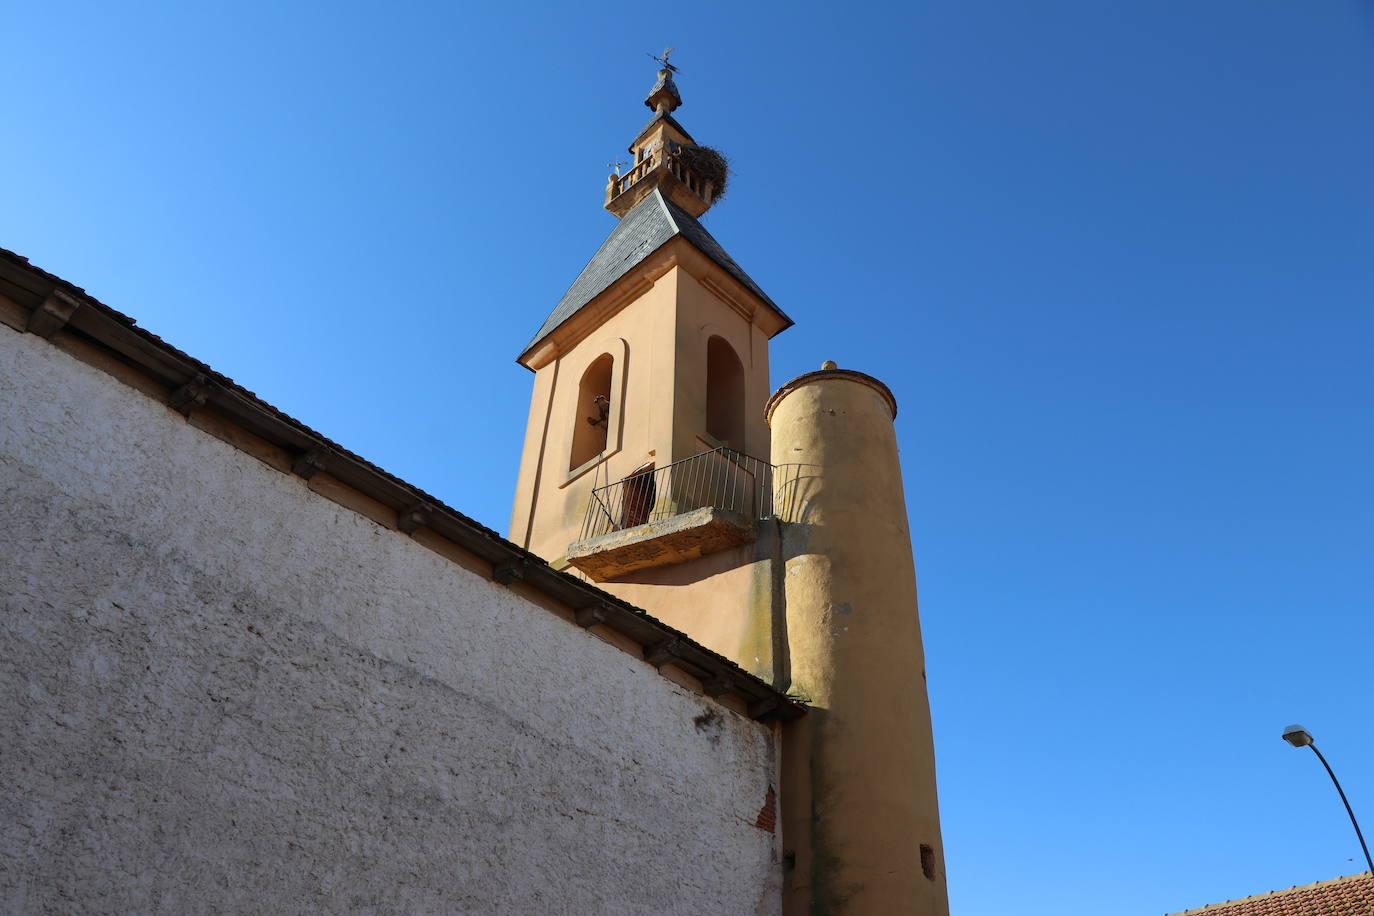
[0,325,781,915]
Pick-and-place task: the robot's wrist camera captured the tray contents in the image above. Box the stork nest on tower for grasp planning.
[677,145,730,203]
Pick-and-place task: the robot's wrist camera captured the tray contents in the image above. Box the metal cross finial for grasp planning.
[607,159,628,176]
[649,46,679,73]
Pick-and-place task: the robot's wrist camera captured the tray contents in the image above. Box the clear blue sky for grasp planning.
[4,3,1371,913]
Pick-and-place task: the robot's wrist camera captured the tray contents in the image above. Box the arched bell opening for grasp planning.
[706,335,746,450]
[570,354,614,471]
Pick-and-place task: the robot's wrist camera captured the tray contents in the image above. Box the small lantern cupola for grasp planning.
[644,67,682,115]
[604,53,728,220]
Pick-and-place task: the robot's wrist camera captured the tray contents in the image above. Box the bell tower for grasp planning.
[510,61,793,680]
[511,59,950,916]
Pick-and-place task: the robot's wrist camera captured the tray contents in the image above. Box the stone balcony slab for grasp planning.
[566,506,755,582]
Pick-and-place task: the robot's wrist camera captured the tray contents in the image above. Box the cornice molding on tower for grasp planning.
[521,265,662,372]
[698,274,754,324]
[522,238,786,374]
[673,241,790,338]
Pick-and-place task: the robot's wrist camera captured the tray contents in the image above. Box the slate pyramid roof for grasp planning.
[521,188,789,359]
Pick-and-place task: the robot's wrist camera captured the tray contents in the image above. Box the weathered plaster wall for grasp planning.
[606,535,783,687]
[0,326,781,914]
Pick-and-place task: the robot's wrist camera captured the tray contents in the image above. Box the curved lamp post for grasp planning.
[1282,725,1373,875]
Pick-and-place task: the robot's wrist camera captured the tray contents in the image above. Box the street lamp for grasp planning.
[1282,725,1373,875]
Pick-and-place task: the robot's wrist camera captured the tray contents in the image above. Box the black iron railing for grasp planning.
[579,447,777,541]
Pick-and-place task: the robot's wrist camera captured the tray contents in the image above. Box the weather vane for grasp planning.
[607,158,628,176]
[649,46,678,73]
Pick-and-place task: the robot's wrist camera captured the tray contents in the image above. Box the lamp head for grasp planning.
[1282,725,1313,748]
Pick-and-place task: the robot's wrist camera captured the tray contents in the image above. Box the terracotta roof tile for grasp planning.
[1165,872,1373,916]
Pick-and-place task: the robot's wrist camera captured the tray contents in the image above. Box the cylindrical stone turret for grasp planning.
[768,364,947,916]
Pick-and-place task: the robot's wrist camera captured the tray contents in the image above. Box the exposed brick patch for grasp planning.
[755,785,777,833]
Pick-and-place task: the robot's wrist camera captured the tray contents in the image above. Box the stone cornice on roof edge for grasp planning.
[0,245,802,724]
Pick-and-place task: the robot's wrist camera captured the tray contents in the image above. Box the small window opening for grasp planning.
[920,844,936,882]
[570,354,613,471]
[706,336,746,449]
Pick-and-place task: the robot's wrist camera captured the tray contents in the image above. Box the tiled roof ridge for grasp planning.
[1164,871,1373,915]
[651,184,674,224]
[0,244,804,724]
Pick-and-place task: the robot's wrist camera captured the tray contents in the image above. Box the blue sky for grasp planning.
[4,2,1372,913]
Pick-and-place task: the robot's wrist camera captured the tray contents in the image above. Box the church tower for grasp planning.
[511,61,949,915]
[509,60,793,681]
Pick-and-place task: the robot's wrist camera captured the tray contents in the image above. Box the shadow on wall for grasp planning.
[772,464,822,527]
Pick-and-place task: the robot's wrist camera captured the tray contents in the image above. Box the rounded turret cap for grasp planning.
[765,365,898,425]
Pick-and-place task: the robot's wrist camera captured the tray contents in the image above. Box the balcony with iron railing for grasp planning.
[567,447,784,581]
